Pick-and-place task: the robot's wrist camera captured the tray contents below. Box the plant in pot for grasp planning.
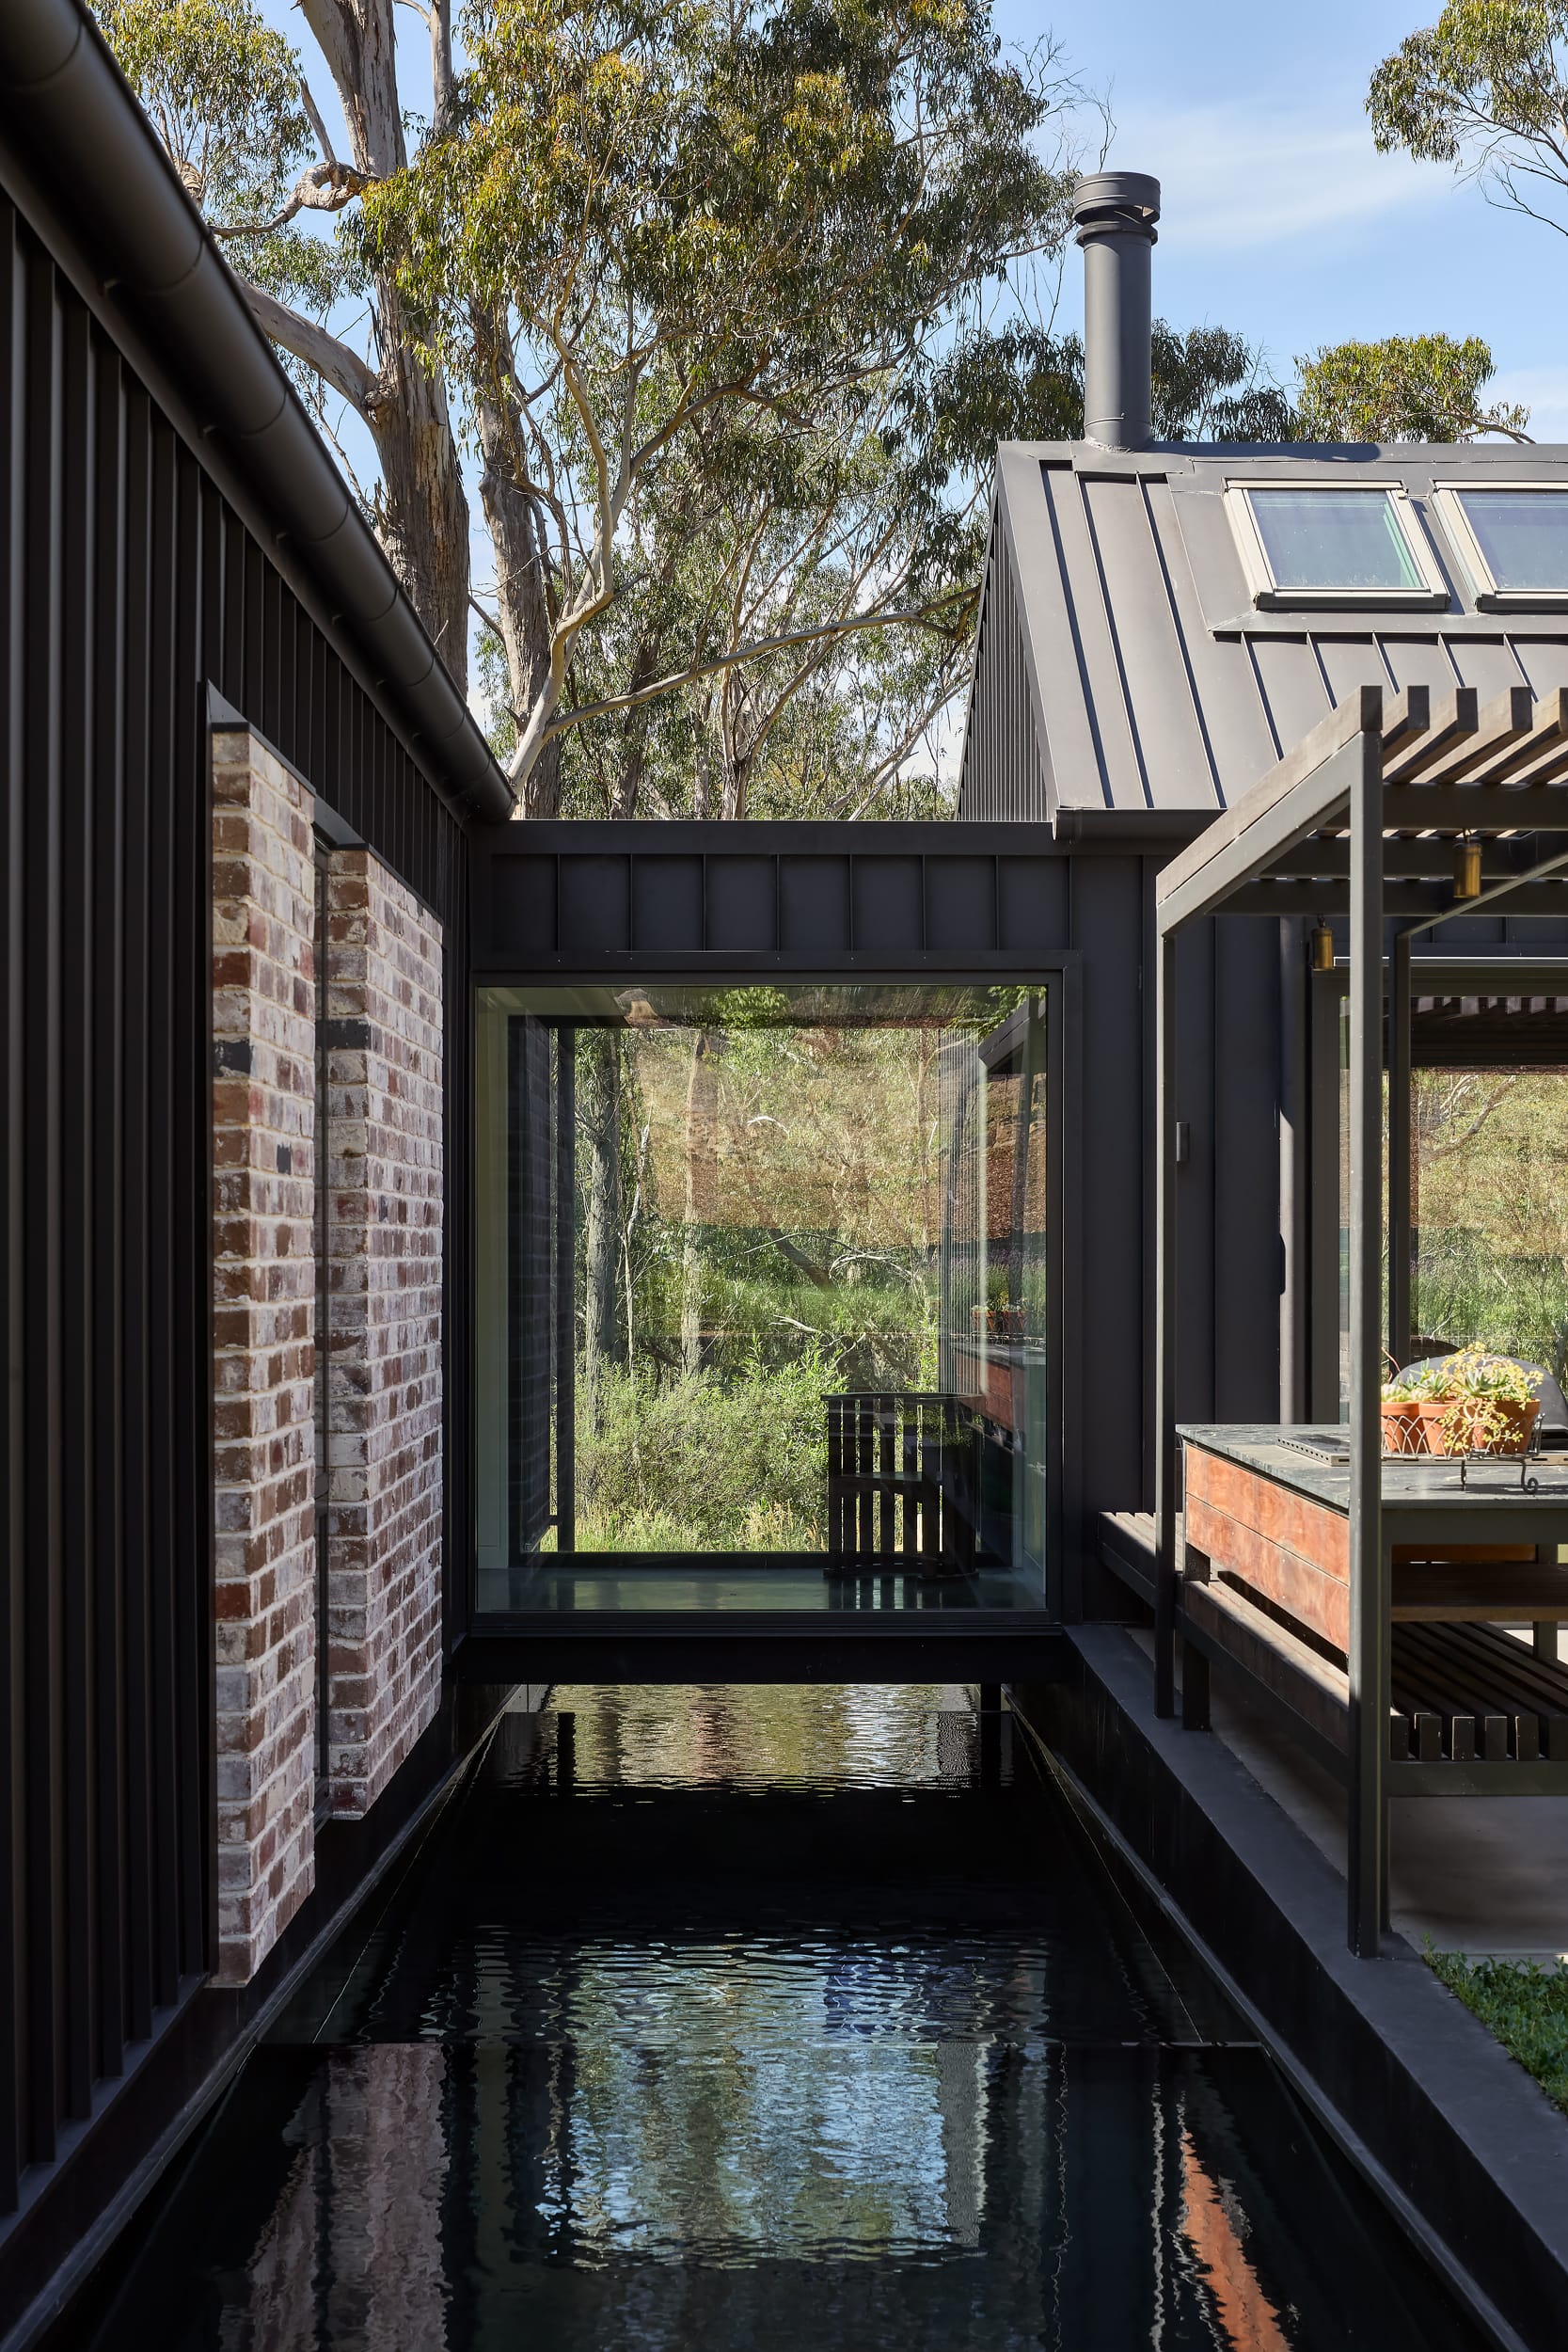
[1384,1349,1542,1456]
[1433,1347,1542,1457]
[975,1269,1022,1341]
[1379,1365,1424,1455]
[1382,1362,1452,1454]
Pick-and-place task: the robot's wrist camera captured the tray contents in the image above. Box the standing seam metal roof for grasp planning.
[959,440,1568,823]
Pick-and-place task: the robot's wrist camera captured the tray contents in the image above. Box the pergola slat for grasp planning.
[1386,684,1532,788]
[1382,686,1477,783]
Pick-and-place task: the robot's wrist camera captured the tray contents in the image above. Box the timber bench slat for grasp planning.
[1095,1509,1568,1781]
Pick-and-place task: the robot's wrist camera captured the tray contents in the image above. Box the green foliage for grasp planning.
[1296,333,1528,443]
[917,318,1297,454]
[1412,1073,1568,1382]
[363,0,1082,802]
[1370,3,1568,174]
[1370,3,1568,259]
[100,0,309,219]
[1427,1947,1568,2111]
[95,0,356,389]
[1150,324,1300,443]
[574,1356,833,1549]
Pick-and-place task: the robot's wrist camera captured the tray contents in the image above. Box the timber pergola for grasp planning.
[1154,681,1568,1957]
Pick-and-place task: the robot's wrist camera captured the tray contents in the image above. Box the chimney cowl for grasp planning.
[1073,171,1161,453]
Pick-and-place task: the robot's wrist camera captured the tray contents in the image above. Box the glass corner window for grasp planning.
[1226,482,1449,612]
[1433,483,1568,610]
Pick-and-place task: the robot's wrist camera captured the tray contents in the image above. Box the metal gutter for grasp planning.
[0,0,515,825]
[1052,807,1214,851]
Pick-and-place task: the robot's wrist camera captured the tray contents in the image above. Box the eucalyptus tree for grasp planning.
[99,0,472,688]
[1370,2,1568,240]
[363,0,1082,814]
[1295,333,1530,442]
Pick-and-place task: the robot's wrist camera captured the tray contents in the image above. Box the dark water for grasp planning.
[70,1688,1484,2350]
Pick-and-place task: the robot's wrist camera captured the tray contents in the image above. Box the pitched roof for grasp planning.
[959,440,1568,824]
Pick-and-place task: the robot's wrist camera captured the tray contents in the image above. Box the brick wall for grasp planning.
[323,853,444,1817]
[211,729,318,1986]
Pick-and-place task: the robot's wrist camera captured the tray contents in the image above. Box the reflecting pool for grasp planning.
[63,1687,1485,2350]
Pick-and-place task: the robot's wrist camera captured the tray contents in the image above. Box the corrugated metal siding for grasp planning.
[957,527,1050,821]
[0,191,471,2219]
[964,447,1568,816]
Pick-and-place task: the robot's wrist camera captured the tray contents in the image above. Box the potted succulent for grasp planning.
[1433,1348,1542,1457]
[1378,1372,1422,1456]
[1382,1349,1542,1457]
[974,1270,1024,1341]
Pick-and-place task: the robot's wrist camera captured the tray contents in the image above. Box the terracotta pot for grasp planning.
[1408,1400,1458,1454]
[1437,1396,1541,1457]
[1380,1402,1420,1455]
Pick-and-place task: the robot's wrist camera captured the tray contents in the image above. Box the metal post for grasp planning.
[1347,739,1387,1955]
[555,1024,576,1553]
[1278,919,1307,1422]
[1154,928,1179,1718]
[1388,929,1413,1368]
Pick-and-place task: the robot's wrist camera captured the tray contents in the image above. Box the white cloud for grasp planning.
[1107,99,1450,252]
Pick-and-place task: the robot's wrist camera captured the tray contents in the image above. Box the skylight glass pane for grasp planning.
[1248,488,1423,592]
[1454,488,1568,591]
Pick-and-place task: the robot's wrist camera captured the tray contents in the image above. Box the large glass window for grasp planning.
[1410,1063,1568,1379]
[1227,484,1447,610]
[474,982,1052,1613]
[1435,485,1568,607]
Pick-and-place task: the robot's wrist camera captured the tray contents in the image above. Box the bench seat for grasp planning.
[1096,1510,1568,1780]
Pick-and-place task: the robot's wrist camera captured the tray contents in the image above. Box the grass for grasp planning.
[1426,1947,1568,2112]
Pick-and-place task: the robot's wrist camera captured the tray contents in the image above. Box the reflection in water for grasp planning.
[66,1688,1484,2352]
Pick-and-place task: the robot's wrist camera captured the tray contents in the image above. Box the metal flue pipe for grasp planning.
[1073,171,1162,451]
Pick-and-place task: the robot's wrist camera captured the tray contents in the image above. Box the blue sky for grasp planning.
[1022,0,1568,436]
[248,0,1568,696]
[261,0,1568,438]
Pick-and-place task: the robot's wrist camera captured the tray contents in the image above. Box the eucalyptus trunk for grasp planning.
[681,1032,719,1377]
[301,0,469,690]
[474,324,562,816]
[580,1027,622,1423]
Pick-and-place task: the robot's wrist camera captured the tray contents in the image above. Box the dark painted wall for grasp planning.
[0,181,472,2277]
[470,823,1291,1615]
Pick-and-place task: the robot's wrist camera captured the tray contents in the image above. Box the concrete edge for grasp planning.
[1013,1625,1568,2352]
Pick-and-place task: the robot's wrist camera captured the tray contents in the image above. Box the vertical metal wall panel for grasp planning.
[0,191,476,2245]
[957,525,1051,822]
[1,196,21,2215]
[18,212,66,2175]
[57,291,95,2126]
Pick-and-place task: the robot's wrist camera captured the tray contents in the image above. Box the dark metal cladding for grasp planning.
[0,178,475,2289]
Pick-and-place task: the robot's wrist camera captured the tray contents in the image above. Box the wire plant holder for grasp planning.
[1458,1423,1546,1495]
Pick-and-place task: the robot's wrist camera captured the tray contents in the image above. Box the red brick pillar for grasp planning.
[211,729,318,1986]
[324,853,444,1817]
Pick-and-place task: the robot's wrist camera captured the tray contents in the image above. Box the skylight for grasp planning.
[1433,485,1568,610]
[1226,483,1449,612]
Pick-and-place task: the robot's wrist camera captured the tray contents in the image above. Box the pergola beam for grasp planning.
[1159,732,1372,936]
[1158,686,1389,924]
[1270,836,1568,882]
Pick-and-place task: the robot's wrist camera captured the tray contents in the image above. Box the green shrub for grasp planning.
[576,1352,833,1550]
[1427,1947,1568,2112]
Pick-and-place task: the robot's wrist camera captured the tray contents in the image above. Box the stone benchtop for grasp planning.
[1180,1423,1568,1523]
